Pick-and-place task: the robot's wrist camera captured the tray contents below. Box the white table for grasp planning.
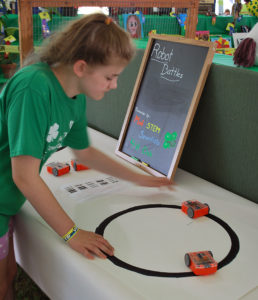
[14,128,258,300]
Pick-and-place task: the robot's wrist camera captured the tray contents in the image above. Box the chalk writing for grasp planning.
[134,115,144,126]
[130,139,152,157]
[146,122,161,133]
[135,107,145,116]
[130,139,140,151]
[151,42,184,82]
[138,130,160,146]
[142,146,152,157]
[151,43,174,62]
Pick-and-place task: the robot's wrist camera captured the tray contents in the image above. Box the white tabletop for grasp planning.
[14,128,258,300]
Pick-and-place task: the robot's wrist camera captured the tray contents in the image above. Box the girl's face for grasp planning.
[128,16,138,36]
[79,59,127,100]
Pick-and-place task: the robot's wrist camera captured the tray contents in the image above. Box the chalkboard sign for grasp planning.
[116,35,215,180]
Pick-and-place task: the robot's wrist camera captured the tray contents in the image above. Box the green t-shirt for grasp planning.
[0,62,89,236]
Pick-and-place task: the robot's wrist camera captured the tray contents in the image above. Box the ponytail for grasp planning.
[233,38,256,67]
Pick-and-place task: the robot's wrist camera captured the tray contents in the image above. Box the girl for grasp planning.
[126,14,142,38]
[0,13,172,299]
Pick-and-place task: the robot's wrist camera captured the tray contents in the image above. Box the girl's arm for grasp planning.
[11,155,114,260]
[72,146,173,188]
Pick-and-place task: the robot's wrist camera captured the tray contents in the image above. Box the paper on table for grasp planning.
[60,175,130,203]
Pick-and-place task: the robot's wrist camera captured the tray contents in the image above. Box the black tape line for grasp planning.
[96,204,240,277]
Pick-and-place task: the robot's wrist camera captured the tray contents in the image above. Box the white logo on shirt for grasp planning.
[43,120,75,160]
[46,123,59,143]
[69,120,74,129]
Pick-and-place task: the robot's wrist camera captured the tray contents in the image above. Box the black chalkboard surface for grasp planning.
[116,35,215,180]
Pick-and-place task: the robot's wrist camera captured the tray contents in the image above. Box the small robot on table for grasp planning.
[182,200,217,275]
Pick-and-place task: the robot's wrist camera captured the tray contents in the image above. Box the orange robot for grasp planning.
[46,162,70,177]
[181,200,210,218]
[184,251,218,276]
[71,159,90,171]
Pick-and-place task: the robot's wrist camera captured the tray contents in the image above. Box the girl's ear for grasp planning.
[73,60,87,78]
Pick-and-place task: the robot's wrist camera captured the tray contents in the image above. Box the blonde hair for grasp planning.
[27,13,135,67]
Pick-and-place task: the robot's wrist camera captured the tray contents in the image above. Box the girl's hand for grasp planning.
[134,174,174,189]
[67,229,114,260]
[72,147,175,190]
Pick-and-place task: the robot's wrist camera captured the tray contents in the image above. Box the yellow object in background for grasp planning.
[226,23,235,31]
[246,0,258,17]
[39,12,51,21]
[4,35,16,43]
[240,4,252,15]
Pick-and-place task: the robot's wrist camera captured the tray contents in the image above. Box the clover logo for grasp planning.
[163,131,177,149]
[47,123,59,143]
[69,120,74,129]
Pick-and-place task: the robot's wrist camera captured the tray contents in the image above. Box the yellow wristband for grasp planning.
[62,225,79,242]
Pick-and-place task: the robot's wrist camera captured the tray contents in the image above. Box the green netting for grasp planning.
[4,14,258,48]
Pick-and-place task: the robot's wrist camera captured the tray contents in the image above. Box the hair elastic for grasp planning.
[105,17,112,25]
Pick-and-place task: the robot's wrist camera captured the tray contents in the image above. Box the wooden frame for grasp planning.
[18,0,199,64]
[116,34,215,180]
